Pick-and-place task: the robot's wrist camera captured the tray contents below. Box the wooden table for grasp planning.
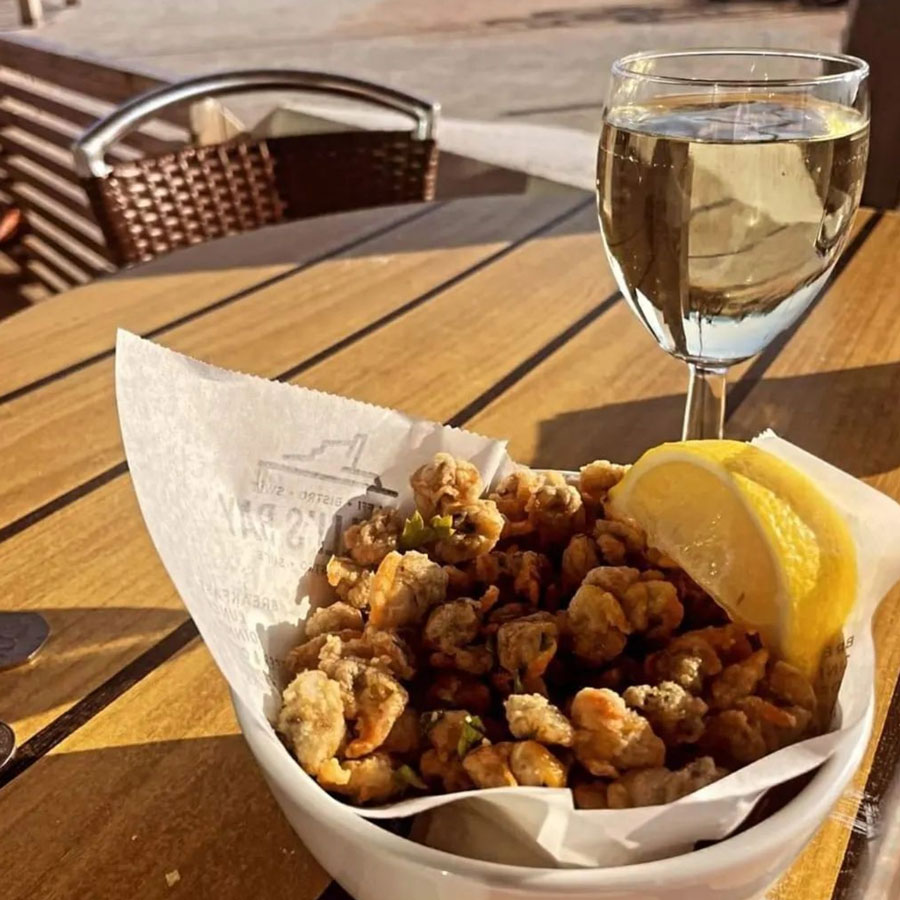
[1,193,898,900]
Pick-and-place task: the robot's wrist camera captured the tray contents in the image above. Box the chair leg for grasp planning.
[17,0,43,26]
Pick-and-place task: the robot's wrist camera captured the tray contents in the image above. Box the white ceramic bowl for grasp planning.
[234,691,872,900]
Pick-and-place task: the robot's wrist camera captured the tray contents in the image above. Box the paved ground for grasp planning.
[2,0,847,132]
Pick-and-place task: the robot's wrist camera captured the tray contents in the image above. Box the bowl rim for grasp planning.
[235,689,872,891]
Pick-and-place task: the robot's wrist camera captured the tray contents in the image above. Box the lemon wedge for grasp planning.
[607,440,856,679]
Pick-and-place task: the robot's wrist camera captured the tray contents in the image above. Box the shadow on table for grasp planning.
[112,191,592,281]
[0,734,331,900]
[533,362,900,478]
[0,606,186,726]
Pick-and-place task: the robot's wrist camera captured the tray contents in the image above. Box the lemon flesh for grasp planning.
[607,440,856,679]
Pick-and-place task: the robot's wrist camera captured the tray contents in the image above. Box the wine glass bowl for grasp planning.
[596,49,870,438]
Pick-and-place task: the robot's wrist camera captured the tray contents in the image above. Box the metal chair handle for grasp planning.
[73,69,439,178]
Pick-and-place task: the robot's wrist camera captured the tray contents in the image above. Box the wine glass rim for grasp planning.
[612,48,869,87]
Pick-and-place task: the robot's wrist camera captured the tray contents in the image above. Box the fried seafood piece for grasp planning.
[606,757,727,809]
[411,452,484,519]
[471,549,552,608]
[490,467,544,526]
[343,507,403,566]
[425,671,492,715]
[564,580,630,666]
[571,687,666,777]
[618,578,684,641]
[497,612,559,680]
[315,654,409,759]
[369,550,448,630]
[703,697,812,765]
[572,781,610,809]
[594,517,646,565]
[561,534,600,592]
[423,598,493,674]
[278,669,347,780]
[509,741,568,787]
[326,556,374,609]
[525,472,586,544]
[764,660,818,713]
[381,708,422,756]
[504,693,575,746]
[645,631,726,693]
[423,710,486,758]
[708,649,769,710]
[433,499,504,563]
[317,752,403,804]
[304,601,364,639]
[290,628,414,680]
[623,681,708,745]
[462,742,517,788]
[420,748,474,792]
[579,460,629,503]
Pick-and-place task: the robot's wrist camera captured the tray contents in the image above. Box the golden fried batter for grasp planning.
[764,660,818,713]
[594,518,646,565]
[434,500,504,563]
[606,757,726,809]
[620,579,684,640]
[561,534,600,592]
[709,649,769,710]
[579,460,629,503]
[369,550,448,630]
[305,601,365,639]
[565,583,630,666]
[571,687,666,777]
[504,693,575,746]
[462,743,517,788]
[411,452,483,519]
[497,612,559,680]
[318,752,402,804]
[420,748,474,793]
[623,681,708,745]
[326,556,375,609]
[509,741,567,787]
[343,507,403,566]
[526,473,586,544]
[490,467,544,525]
[278,670,346,779]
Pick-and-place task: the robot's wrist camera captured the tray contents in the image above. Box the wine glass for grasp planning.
[596,49,869,439]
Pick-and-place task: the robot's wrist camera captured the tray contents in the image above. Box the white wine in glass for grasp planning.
[596,51,870,439]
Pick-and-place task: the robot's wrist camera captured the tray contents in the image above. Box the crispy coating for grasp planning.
[646,633,724,692]
[304,629,415,681]
[420,748,474,792]
[561,534,600,592]
[424,599,481,652]
[620,579,684,640]
[526,473,586,544]
[572,781,609,809]
[504,693,575,746]
[424,709,482,757]
[369,550,448,630]
[584,565,642,597]
[305,601,365,639]
[344,665,409,758]
[343,507,403,566]
[703,697,812,765]
[318,752,402,804]
[509,741,568,787]
[381,708,421,756]
[434,500,504,563]
[594,518,646,565]
[709,649,769,710]
[623,681,708,745]
[606,757,726,809]
[490,467,544,525]
[497,612,559,679]
[425,671,492,715]
[571,687,666,777]
[278,670,346,779]
[579,460,629,503]
[326,556,375,609]
[411,452,483,519]
[462,743,517,788]
[565,583,630,665]
[764,660,818,713]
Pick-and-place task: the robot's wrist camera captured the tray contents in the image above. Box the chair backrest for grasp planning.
[846,0,900,209]
[73,69,439,266]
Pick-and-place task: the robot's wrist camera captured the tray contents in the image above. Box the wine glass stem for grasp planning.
[682,363,727,440]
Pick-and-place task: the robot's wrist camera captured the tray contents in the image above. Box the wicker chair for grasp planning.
[73,70,439,266]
